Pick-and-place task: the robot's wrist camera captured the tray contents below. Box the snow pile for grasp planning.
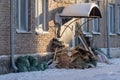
[0,58,120,80]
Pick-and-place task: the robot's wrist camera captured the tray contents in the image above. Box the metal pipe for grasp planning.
[106,0,111,58]
[10,0,18,71]
[43,0,47,31]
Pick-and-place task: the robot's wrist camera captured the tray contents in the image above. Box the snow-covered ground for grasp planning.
[0,58,120,80]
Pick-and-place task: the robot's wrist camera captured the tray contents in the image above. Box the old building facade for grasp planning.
[0,0,120,74]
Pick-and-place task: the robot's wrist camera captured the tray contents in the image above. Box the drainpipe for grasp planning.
[106,0,111,58]
[43,0,47,31]
[10,0,18,71]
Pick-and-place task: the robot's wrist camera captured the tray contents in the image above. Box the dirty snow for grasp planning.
[0,58,120,80]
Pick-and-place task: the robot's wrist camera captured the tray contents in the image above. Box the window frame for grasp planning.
[81,18,90,34]
[17,0,32,33]
[35,0,48,34]
[92,18,101,34]
[36,0,42,28]
[118,6,120,34]
[108,4,115,34]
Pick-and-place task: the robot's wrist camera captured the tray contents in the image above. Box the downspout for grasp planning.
[10,0,18,71]
[43,0,47,31]
[106,0,111,58]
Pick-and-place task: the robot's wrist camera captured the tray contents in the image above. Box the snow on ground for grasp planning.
[0,58,120,80]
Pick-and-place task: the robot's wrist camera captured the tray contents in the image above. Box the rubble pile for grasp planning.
[49,38,66,52]
[49,38,97,69]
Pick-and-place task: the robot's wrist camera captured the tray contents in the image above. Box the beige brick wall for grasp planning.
[14,0,55,54]
[0,0,78,74]
[85,0,120,48]
[0,0,10,55]
[0,0,120,55]
[0,0,55,55]
[0,0,120,74]
[0,0,77,56]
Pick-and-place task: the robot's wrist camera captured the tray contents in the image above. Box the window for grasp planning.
[118,6,120,33]
[35,0,47,34]
[81,18,89,33]
[17,0,31,33]
[92,18,99,32]
[108,4,115,34]
[36,0,43,28]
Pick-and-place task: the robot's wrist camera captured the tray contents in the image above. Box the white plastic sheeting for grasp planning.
[60,3,102,18]
[59,18,76,43]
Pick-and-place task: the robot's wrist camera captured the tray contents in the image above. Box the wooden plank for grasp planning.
[70,54,80,62]
[67,48,79,56]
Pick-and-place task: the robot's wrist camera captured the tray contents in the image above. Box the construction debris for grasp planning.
[49,38,97,69]
[49,38,69,52]
[93,49,110,64]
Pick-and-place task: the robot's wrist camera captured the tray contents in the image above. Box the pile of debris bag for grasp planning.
[49,38,97,69]
[16,56,48,72]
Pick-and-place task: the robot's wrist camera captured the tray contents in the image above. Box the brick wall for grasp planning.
[0,0,120,55]
[0,0,10,55]
[0,0,120,74]
[0,0,78,74]
[0,0,77,55]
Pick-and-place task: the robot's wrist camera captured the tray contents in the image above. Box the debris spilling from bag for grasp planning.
[49,38,97,69]
[15,38,110,72]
